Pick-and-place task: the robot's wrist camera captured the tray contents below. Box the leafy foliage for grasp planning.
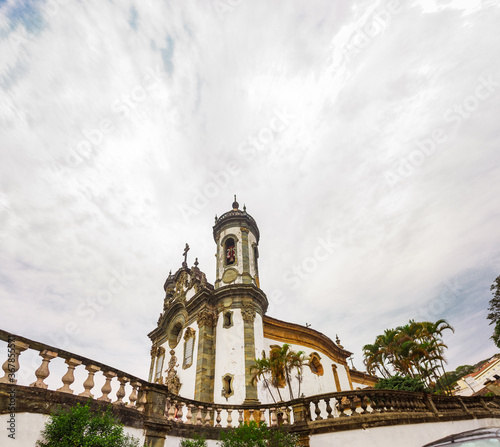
[488,275,500,347]
[374,374,427,392]
[37,402,140,447]
[219,421,299,447]
[180,434,208,447]
[362,319,454,392]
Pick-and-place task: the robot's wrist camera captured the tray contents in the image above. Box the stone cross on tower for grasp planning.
[182,243,190,268]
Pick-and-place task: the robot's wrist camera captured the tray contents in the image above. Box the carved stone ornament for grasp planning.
[197,309,218,328]
[150,346,158,357]
[241,303,256,323]
[165,349,182,395]
[184,327,196,340]
[157,346,166,357]
[173,271,189,300]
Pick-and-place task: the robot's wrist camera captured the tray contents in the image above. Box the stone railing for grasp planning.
[0,329,148,410]
[1,329,500,446]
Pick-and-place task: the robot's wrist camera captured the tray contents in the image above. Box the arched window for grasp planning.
[183,328,196,369]
[223,311,233,328]
[221,374,234,399]
[309,353,324,376]
[225,238,236,265]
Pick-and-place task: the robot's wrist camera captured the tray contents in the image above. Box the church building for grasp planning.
[147,198,376,405]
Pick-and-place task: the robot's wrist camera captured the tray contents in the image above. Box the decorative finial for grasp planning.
[182,243,190,267]
[232,195,239,210]
[243,204,246,212]
[194,257,199,268]
[169,270,172,277]
[215,214,218,223]
[336,334,344,349]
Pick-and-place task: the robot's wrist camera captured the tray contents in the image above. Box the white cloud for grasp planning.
[1,0,500,384]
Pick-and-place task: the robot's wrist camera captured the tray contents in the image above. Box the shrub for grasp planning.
[374,374,428,393]
[180,435,208,447]
[37,402,140,447]
[219,421,299,447]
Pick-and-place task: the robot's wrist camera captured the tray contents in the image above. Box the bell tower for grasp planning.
[212,197,267,405]
[213,196,260,289]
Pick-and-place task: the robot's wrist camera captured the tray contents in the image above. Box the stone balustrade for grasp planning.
[1,328,500,446]
[0,329,148,411]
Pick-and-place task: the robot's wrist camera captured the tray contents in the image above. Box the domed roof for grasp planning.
[213,196,260,242]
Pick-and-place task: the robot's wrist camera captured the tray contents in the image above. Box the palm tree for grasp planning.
[250,358,277,403]
[362,319,455,392]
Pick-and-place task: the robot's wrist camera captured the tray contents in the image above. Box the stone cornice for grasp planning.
[348,369,379,387]
[213,210,260,243]
[262,316,352,365]
[214,284,268,315]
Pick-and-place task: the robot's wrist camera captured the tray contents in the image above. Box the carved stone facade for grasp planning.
[165,349,182,395]
[196,309,217,328]
[241,303,256,323]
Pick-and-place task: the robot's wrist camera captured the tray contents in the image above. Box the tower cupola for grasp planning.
[213,196,260,289]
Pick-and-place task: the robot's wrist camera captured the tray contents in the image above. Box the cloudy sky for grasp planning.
[1,0,500,385]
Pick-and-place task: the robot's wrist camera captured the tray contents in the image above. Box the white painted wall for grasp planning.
[310,417,500,447]
[157,323,199,401]
[0,412,145,446]
[260,338,351,401]
[213,308,246,405]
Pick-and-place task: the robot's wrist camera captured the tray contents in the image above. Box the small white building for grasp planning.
[147,198,376,404]
[454,356,500,396]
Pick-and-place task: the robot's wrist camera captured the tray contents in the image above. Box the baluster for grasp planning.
[324,398,333,419]
[271,408,277,427]
[260,408,266,424]
[98,371,117,402]
[137,389,147,412]
[227,409,233,428]
[57,358,82,394]
[128,381,140,407]
[215,408,222,427]
[313,400,322,420]
[238,409,244,425]
[177,402,184,421]
[338,396,348,417]
[30,350,58,389]
[164,397,171,418]
[282,407,289,425]
[186,404,193,424]
[196,406,203,425]
[385,393,393,412]
[78,364,100,398]
[350,396,359,416]
[360,395,368,414]
[204,407,212,426]
[167,399,176,420]
[115,376,128,405]
[0,340,29,385]
[249,409,255,421]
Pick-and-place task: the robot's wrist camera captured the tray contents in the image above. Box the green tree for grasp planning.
[219,421,299,447]
[362,319,454,391]
[180,435,208,447]
[488,275,500,347]
[37,403,140,447]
